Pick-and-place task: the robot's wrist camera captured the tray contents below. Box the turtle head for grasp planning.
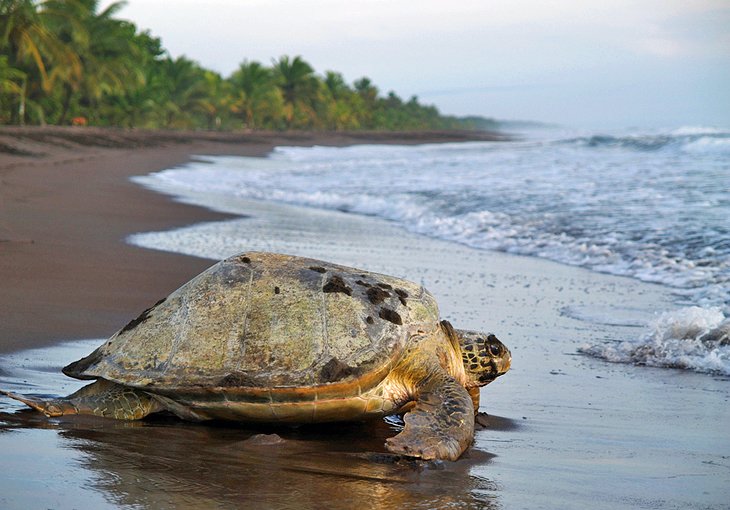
[455,328,511,387]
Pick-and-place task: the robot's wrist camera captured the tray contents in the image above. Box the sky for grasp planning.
[104,0,730,129]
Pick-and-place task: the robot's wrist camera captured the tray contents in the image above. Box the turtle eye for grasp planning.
[488,344,501,357]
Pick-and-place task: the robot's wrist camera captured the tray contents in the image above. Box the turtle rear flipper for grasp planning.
[1,389,66,416]
[385,372,475,461]
[1,379,161,420]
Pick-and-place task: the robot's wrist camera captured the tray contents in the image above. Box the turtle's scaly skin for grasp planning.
[2,252,511,461]
[1,379,161,419]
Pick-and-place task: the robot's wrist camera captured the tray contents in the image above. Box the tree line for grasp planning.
[1,0,497,131]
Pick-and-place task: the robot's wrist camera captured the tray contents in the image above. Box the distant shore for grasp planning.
[0,126,506,352]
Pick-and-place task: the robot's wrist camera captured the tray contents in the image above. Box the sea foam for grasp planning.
[580,307,730,375]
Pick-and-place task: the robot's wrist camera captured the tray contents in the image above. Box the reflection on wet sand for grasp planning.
[0,410,504,509]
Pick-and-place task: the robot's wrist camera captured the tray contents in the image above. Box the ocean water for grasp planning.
[130,126,730,375]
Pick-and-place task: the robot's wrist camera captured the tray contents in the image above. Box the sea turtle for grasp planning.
[2,252,510,461]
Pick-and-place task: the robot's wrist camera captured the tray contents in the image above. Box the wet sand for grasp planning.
[1,129,729,509]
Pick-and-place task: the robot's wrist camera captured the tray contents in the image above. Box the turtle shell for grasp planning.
[64,252,440,396]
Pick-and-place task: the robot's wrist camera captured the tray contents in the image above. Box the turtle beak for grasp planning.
[485,334,511,376]
[498,347,512,375]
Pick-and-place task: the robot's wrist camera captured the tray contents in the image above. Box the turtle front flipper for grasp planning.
[1,379,161,420]
[385,372,475,461]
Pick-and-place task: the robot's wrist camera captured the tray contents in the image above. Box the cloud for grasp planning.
[621,3,730,59]
[634,37,688,58]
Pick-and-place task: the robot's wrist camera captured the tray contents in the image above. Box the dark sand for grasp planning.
[1,127,728,510]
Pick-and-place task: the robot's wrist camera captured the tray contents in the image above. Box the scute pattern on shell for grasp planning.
[64,253,440,396]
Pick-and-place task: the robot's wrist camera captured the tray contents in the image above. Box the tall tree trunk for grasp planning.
[58,84,74,125]
[18,77,26,126]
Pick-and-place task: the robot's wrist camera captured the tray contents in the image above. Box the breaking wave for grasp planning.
[579,307,730,375]
[561,127,730,153]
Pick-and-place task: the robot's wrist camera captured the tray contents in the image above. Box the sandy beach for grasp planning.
[0,127,728,509]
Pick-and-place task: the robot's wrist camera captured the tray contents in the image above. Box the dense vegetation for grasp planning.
[1,0,497,131]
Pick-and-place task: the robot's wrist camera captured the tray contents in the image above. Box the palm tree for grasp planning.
[1,0,50,86]
[0,55,25,121]
[353,77,378,129]
[0,0,80,123]
[151,56,211,128]
[0,54,24,91]
[99,28,165,127]
[323,70,349,100]
[354,77,378,105]
[320,71,359,130]
[272,55,318,128]
[42,0,144,124]
[229,60,277,128]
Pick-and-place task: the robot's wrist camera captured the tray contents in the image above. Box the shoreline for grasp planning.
[0,126,505,353]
